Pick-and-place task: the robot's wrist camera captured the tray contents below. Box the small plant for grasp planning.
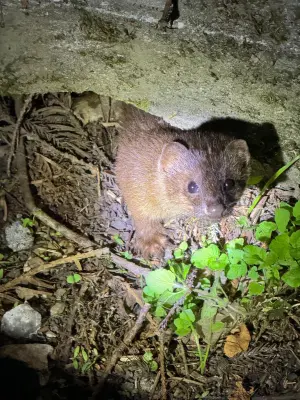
[72,345,98,373]
[21,217,35,228]
[67,273,82,284]
[121,250,133,260]
[143,201,300,373]
[143,351,158,371]
[112,234,124,246]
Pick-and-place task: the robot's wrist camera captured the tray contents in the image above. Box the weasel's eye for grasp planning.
[188,181,199,194]
[224,179,235,191]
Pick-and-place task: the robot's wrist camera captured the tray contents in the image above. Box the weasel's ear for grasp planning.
[225,139,251,165]
[158,142,189,173]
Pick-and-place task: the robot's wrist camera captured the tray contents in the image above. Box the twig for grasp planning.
[92,303,151,399]
[16,135,98,248]
[111,253,151,277]
[0,293,18,303]
[149,371,161,400]
[7,94,33,177]
[167,376,206,388]
[159,333,167,400]
[0,248,109,293]
[178,339,189,377]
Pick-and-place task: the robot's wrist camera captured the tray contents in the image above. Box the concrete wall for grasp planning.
[0,0,299,180]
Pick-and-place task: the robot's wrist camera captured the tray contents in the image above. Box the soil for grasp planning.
[0,93,300,400]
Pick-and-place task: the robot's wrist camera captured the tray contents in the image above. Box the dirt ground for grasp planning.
[0,93,300,400]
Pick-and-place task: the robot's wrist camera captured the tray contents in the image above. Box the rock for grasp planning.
[0,343,53,372]
[50,302,66,316]
[1,303,41,339]
[5,221,34,252]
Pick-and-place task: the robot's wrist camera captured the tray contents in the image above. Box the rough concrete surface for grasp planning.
[0,0,299,179]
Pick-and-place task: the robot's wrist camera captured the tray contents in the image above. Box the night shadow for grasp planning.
[199,117,283,176]
[0,354,135,400]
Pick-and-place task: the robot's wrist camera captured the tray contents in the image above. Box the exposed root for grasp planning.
[7,94,34,177]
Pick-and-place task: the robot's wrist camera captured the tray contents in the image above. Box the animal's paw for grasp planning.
[134,233,168,259]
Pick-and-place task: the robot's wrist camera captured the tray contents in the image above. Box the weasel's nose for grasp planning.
[204,201,225,219]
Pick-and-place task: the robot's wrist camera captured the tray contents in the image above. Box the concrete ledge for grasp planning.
[0,0,299,180]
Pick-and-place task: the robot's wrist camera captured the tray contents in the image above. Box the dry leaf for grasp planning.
[229,380,254,400]
[224,323,251,358]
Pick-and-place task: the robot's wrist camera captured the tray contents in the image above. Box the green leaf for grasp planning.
[290,231,300,248]
[150,360,158,371]
[154,305,166,317]
[243,245,266,265]
[269,234,292,265]
[201,303,217,319]
[73,359,79,369]
[174,249,184,259]
[255,221,277,241]
[264,264,281,281]
[21,217,35,227]
[282,265,300,288]
[227,248,244,264]
[237,216,250,227]
[73,274,81,283]
[121,251,133,260]
[67,274,81,284]
[211,321,225,333]
[67,275,75,284]
[74,346,80,358]
[0,254,4,261]
[169,262,191,281]
[112,234,124,246]
[247,175,263,185]
[209,253,228,271]
[179,241,188,251]
[81,348,88,362]
[226,261,247,279]
[275,208,290,233]
[226,238,244,249]
[143,286,157,303]
[191,244,220,268]
[200,278,211,289]
[145,269,176,295]
[248,266,259,280]
[180,309,195,323]
[261,251,278,267]
[174,310,195,336]
[143,351,153,362]
[81,361,92,373]
[293,201,300,219]
[0,269,3,279]
[158,289,188,306]
[248,282,265,296]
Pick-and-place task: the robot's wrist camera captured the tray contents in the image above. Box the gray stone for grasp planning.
[5,221,34,252]
[1,303,42,339]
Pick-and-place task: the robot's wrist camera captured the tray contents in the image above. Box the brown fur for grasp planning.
[115,103,251,258]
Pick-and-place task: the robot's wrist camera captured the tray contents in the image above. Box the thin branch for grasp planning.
[0,248,109,293]
[92,303,151,399]
[159,333,167,400]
